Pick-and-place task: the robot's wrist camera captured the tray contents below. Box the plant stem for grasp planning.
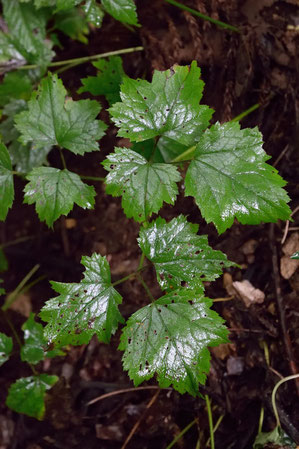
[137,274,155,303]
[80,175,106,182]
[165,418,197,449]
[171,145,196,163]
[2,264,40,312]
[231,103,260,122]
[206,414,224,446]
[112,267,145,287]
[18,46,144,71]
[205,394,215,449]
[164,0,240,33]
[137,252,146,271]
[0,235,35,250]
[258,406,264,434]
[59,148,67,170]
[271,373,299,427]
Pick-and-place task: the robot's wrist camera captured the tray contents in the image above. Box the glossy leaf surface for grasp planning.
[79,56,126,105]
[6,374,58,420]
[15,73,106,155]
[21,313,46,364]
[185,122,291,233]
[0,142,14,221]
[139,216,233,290]
[83,0,104,26]
[109,61,213,145]
[0,332,13,366]
[101,0,138,25]
[103,147,181,222]
[120,289,228,395]
[24,167,96,227]
[40,254,123,347]
[132,137,188,163]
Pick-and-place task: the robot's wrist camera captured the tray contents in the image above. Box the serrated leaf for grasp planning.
[0,142,14,221]
[2,0,54,68]
[139,216,234,291]
[0,332,13,366]
[253,426,297,449]
[83,0,104,26]
[185,122,291,233]
[132,137,188,163]
[15,73,107,155]
[24,167,96,227]
[78,56,126,105]
[54,8,89,44]
[109,61,213,145]
[40,253,123,346]
[103,147,181,222]
[21,313,45,364]
[101,0,138,25]
[120,289,228,395]
[0,72,32,107]
[6,374,58,420]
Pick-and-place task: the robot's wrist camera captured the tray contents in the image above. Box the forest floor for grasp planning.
[1,0,299,448]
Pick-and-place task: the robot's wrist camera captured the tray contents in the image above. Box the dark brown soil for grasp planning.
[1,1,299,448]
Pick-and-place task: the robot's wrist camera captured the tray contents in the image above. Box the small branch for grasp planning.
[231,103,260,122]
[205,394,215,449]
[2,264,40,312]
[166,418,197,449]
[80,175,105,182]
[59,148,67,170]
[87,385,164,406]
[137,273,155,303]
[272,373,299,427]
[171,145,196,163]
[112,267,146,287]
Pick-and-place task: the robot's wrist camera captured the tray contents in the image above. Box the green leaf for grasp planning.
[54,8,89,44]
[2,0,54,67]
[0,332,13,366]
[15,73,107,156]
[21,313,46,364]
[103,147,181,222]
[185,122,291,233]
[291,251,299,260]
[0,142,14,221]
[132,137,188,163]
[0,248,8,272]
[0,72,32,107]
[139,216,234,291]
[109,61,213,145]
[24,167,96,227]
[56,0,82,10]
[6,374,58,420]
[0,32,25,72]
[83,0,104,26]
[101,0,138,25]
[78,56,126,105]
[119,289,228,395]
[253,426,297,449]
[40,253,123,346]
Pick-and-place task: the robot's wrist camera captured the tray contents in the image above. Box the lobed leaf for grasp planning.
[120,289,228,395]
[139,215,234,291]
[40,253,123,347]
[109,61,213,146]
[0,332,13,366]
[15,73,107,156]
[83,0,104,26]
[23,167,96,227]
[6,374,58,420]
[0,142,14,221]
[103,147,181,222]
[101,0,138,25]
[185,122,291,233]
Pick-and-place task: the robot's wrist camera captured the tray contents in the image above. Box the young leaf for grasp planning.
[6,374,58,420]
[24,167,96,227]
[0,332,13,366]
[109,61,213,145]
[101,0,138,25]
[120,289,228,395]
[83,0,104,27]
[15,73,107,156]
[40,253,123,347]
[78,56,126,105]
[132,137,188,163]
[103,147,181,222]
[21,313,46,364]
[0,142,14,221]
[138,215,234,291]
[54,8,89,44]
[185,122,291,233]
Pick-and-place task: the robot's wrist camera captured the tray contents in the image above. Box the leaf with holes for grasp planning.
[78,56,126,105]
[0,142,14,221]
[109,61,213,145]
[23,167,96,227]
[15,73,107,155]
[0,332,13,366]
[40,253,123,347]
[103,147,181,222]
[6,374,58,419]
[185,122,291,233]
[119,289,228,395]
[101,0,138,25]
[138,215,234,291]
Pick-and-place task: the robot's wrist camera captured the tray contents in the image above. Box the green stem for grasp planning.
[137,274,155,303]
[59,148,67,170]
[164,0,240,33]
[137,252,146,271]
[258,406,264,434]
[205,395,215,449]
[165,419,197,449]
[2,264,40,312]
[112,267,145,287]
[206,414,224,446]
[18,46,144,71]
[171,145,196,163]
[80,175,106,182]
[231,103,260,122]
[271,373,299,427]
[0,235,35,250]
